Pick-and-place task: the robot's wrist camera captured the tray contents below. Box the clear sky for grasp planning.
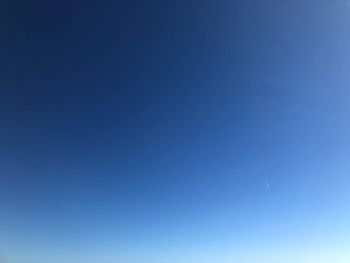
[1,1,350,263]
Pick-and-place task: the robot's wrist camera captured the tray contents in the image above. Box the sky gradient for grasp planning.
[1,1,350,263]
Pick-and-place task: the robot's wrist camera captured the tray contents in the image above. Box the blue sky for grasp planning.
[1,0,350,263]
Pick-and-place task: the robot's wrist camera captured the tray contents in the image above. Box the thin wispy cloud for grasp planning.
[265,178,270,190]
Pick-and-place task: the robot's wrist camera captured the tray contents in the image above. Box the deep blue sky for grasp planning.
[1,1,350,263]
